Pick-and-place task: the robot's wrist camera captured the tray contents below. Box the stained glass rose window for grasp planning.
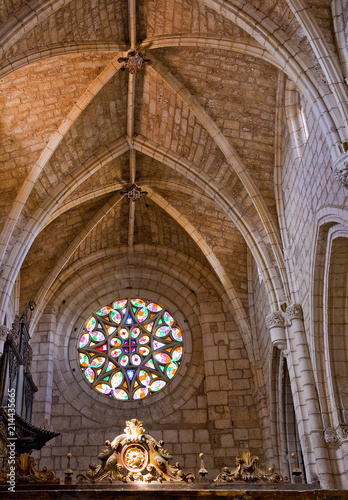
[77,298,183,401]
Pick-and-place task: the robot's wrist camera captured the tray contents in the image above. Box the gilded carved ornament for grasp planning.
[213,451,286,483]
[17,453,59,484]
[120,184,148,202]
[118,49,151,73]
[0,453,59,484]
[77,419,195,483]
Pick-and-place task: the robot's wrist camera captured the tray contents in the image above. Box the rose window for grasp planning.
[77,298,183,401]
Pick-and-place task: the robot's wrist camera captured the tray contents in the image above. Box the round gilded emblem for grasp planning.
[122,444,148,472]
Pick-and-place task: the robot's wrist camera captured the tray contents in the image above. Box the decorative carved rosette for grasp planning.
[213,451,286,483]
[77,419,195,484]
[118,50,151,74]
[120,184,148,202]
[286,304,303,322]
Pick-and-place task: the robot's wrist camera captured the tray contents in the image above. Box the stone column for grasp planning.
[265,311,287,350]
[286,304,334,488]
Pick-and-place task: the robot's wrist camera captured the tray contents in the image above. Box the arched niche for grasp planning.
[326,235,348,425]
[271,349,305,482]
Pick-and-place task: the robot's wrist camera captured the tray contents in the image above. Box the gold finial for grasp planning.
[198,453,208,483]
[64,453,73,485]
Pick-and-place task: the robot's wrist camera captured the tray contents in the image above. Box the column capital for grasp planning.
[265,311,286,350]
[265,311,285,329]
[286,303,303,322]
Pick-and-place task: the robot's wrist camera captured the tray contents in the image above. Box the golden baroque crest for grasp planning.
[213,451,285,483]
[77,419,195,483]
[0,453,59,485]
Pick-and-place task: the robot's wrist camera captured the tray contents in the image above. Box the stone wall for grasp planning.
[281,86,348,489]
[31,251,264,481]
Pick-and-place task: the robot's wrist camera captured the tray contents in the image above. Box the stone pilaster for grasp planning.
[286,304,334,488]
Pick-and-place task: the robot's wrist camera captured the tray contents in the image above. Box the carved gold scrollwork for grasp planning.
[17,453,60,484]
[214,451,286,483]
[77,419,195,483]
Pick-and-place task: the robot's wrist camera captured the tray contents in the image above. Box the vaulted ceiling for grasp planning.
[0,0,344,339]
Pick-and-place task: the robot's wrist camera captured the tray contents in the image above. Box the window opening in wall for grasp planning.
[285,80,309,156]
[257,266,264,284]
[299,104,309,142]
[77,298,183,401]
[327,237,348,424]
[281,359,306,482]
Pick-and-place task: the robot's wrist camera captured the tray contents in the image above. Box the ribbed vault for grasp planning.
[0,0,347,355]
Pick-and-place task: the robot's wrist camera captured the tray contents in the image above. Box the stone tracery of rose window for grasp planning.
[77,298,183,401]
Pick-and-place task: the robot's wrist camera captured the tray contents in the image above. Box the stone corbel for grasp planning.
[265,311,287,350]
[0,325,9,356]
[333,142,348,189]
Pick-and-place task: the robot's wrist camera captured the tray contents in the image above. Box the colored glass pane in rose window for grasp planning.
[77,297,184,401]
